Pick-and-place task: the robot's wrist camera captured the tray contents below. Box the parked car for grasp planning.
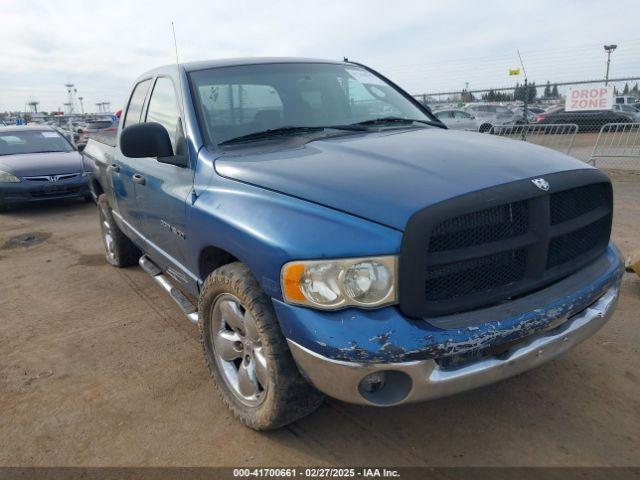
[615,95,636,105]
[511,106,544,122]
[0,125,91,211]
[535,108,635,131]
[83,58,622,430]
[612,104,640,121]
[433,109,479,130]
[464,103,523,132]
[79,118,118,144]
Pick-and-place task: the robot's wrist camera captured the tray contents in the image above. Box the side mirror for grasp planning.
[77,143,86,152]
[120,122,174,158]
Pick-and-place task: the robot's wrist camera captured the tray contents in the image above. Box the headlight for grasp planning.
[281,256,397,310]
[0,170,21,183]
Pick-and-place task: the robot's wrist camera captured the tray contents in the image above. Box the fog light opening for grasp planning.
[358,370,412,406]
[360,371,387,393]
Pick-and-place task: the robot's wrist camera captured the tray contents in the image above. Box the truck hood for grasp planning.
[0,151,83,177]
[215,128,591,230]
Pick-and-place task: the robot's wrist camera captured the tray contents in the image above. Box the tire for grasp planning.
[199,262,324,430]
[479,123,493,133]
[83,192,94,203]
[96,194,140,267]
[0,202,9,213]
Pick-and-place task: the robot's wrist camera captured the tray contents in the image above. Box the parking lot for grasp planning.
[0,170,639,467]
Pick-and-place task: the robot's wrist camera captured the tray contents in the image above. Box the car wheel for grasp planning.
[97,194,140,267]
[479,123,493,133]
[199,262,324,430]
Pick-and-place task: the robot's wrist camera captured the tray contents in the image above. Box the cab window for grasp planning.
[123,79,152,129]
[145,77,181,152]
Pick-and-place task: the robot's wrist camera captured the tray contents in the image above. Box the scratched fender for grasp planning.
[273,244,623,363]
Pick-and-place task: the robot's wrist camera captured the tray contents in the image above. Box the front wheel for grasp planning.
[199,262,323,430]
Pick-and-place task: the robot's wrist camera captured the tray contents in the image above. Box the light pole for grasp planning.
[604,44,617,86]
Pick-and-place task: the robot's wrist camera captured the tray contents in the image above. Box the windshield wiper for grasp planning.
[351,117,440,127]
[219,125,367,146]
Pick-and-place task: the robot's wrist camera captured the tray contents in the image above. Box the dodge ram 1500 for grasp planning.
[82,58,623,430]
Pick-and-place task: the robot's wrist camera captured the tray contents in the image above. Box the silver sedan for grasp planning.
[433,109,479,131]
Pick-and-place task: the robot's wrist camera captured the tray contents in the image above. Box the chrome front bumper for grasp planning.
[287,284,620,406]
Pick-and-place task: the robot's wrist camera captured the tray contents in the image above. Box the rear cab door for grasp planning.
[130,74,197,289]
[111,78,153,239]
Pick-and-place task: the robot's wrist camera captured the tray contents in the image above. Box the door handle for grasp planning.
[132,173,146,185]
[107,163,120,173]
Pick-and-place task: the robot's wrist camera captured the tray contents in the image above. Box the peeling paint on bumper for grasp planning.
[286,284,620,406]
[273,244,623,364]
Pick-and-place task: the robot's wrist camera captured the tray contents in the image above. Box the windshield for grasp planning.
[189,62,438,146]
[0,130,74,156]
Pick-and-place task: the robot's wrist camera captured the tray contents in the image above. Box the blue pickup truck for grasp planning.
[83,58,623,430]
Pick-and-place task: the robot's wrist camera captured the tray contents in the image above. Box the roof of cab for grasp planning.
[143,57,346,77]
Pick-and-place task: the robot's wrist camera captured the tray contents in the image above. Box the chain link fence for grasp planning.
[411,79,640,170]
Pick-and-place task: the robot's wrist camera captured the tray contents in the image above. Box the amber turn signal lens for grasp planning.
[282,263,307,302]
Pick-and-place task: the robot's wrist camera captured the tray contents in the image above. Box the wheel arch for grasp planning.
[199,245,238,280]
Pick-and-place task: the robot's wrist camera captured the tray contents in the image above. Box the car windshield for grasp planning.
[0,130,74,156]
[189,62,438,146]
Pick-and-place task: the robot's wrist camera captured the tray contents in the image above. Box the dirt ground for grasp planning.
[0,171,639,467]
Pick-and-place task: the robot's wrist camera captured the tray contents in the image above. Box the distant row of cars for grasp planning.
[432,104,542,132]
[40,117,119,147]
[432,102,640,132]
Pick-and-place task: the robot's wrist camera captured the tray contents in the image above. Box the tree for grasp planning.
[513,82,523,101]
[461,89,475,102]
[623,83,630,95]
[527,82,537,103]
[551,84,559,98]
[544,81,551,97]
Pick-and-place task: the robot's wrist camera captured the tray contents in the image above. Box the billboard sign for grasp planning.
[566,86,614,111]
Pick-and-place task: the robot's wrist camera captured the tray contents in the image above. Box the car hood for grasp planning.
[0,151,83,177]
[215,128,592,230]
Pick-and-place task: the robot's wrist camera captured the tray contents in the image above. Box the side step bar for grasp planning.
[139,255,199,324]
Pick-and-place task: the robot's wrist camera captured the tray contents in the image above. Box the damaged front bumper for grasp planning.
[274,244,623,406]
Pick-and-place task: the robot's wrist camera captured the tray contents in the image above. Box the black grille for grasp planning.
[550,183,609,225]
[429,202,528,252]
[425,249,527,301]
[547,216,610,268]
[399,171,613,317]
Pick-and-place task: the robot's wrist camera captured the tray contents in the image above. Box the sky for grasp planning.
[1,0,639,112]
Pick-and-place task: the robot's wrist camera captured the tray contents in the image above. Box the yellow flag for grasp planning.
[509,68,521,76]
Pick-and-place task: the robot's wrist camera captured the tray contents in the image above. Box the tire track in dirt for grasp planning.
[116,267,198,342]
